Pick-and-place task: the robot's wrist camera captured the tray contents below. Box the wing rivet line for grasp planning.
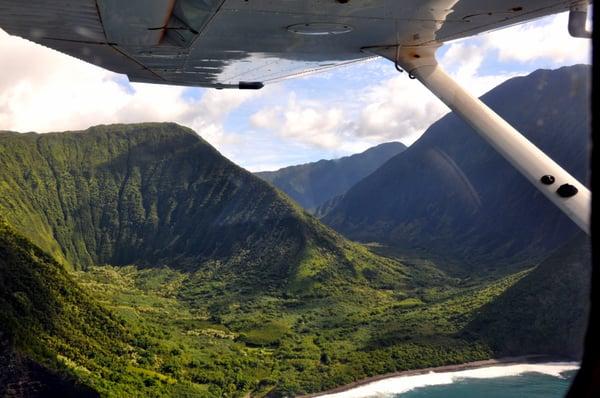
[540,175,555,185]
[556,184,579,198]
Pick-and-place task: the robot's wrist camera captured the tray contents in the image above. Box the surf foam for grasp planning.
[317,362,579,398]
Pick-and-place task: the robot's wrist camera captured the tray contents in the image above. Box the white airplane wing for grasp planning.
[0,0,578,88]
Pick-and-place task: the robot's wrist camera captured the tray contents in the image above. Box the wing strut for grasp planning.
[366,45,591,234]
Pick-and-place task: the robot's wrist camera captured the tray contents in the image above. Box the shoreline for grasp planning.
[298,355,575,398]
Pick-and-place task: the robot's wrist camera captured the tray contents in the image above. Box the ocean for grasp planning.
[318,362,579,398]
[397,370,576,397]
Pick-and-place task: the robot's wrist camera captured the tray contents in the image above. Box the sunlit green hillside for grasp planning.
[0,118,589,397]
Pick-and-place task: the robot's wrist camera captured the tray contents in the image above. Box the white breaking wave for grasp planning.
[317,362,579,398]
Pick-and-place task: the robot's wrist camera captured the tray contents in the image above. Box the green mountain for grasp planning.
[0,121,590,397]
[0,124,453,396]
[0,124,321,272]
[324,65,591,275]
[0,124,423,298]
[255,142,406,213]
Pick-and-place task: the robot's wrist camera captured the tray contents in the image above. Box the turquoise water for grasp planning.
[395,370,576,398]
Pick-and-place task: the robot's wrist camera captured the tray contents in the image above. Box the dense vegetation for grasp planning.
[0,125,517,396]
[0,221,155,397]
[70,262,518,397]
[256,142,406,213]
[0,124,425,291]
[2,216,588,396]
[0,66,591,397]
[324,65,591,275]
[0,124,327,272]
[0,123,487,396]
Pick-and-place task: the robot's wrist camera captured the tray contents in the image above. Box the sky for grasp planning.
[0,11,591,172]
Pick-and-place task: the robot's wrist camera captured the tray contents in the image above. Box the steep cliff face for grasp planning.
[0,124,330,275]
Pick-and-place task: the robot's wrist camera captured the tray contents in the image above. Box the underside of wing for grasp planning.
[0,0,576,89]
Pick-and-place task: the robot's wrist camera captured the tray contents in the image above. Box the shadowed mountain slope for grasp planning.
[464,233,591,359]
[256,142,406,213]
[324,65,591,275]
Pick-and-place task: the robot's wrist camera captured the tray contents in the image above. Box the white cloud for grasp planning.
[247,41,513,148]
[246,51,513,150]
[0,30,192,131]
[0,29,261,148]
[184,88,266,146]
[250,93,349,149]
[349,46,517,145]
[481,12,591,64]
[354,75,448,143]
[439,43,521,97]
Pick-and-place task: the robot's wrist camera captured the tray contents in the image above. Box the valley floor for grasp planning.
[68,265,532,397]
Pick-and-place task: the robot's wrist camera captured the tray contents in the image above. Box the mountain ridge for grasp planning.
[0,123,312,273]
[0,122,425,304]
[1,123,503,397]
[256,142,406,213]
